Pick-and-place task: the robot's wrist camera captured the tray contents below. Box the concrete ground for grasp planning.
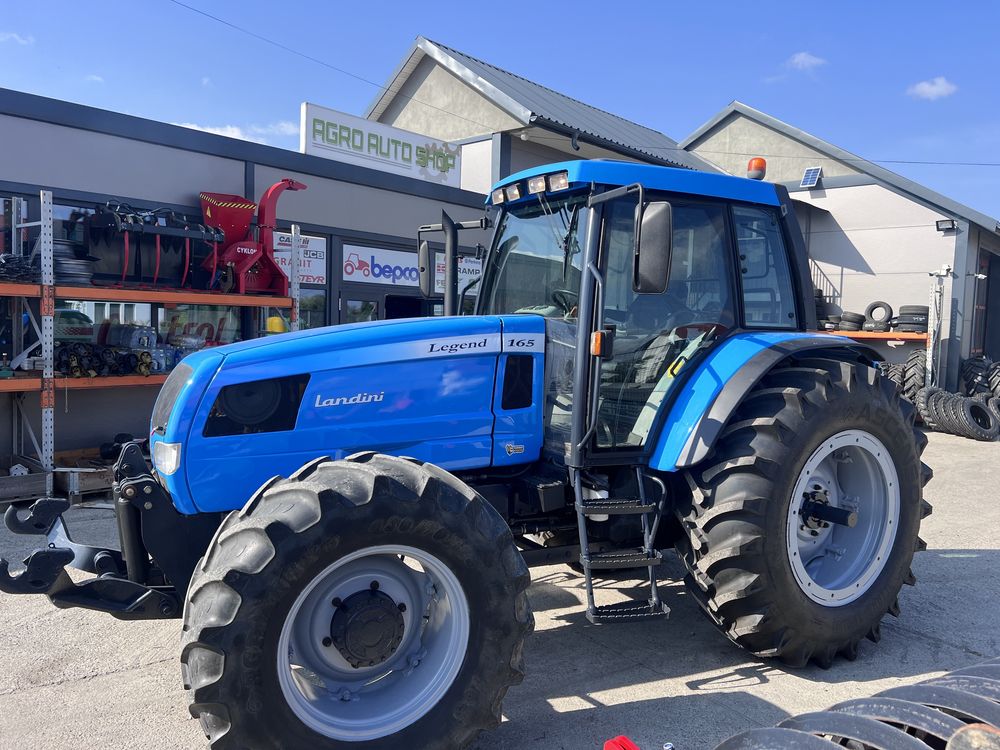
[0,431,996,750]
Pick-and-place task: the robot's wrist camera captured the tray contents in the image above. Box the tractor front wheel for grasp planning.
[677,356,932,667]
[181,452,532,749]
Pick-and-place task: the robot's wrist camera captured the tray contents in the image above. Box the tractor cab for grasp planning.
[464,160,813,468]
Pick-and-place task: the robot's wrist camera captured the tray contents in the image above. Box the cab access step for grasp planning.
[575,467,670,623]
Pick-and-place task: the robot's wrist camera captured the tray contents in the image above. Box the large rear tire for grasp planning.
[676,356,932,667]
[181,452,532,749]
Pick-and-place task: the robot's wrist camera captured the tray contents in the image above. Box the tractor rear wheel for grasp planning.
[677,356,931,667]
[181,452,532,749]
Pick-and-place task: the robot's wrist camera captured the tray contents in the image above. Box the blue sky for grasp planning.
[2,1,998,218]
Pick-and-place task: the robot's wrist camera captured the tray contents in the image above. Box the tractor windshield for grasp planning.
[480,193,588,317]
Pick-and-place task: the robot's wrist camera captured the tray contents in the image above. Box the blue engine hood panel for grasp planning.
[155,314,546,514]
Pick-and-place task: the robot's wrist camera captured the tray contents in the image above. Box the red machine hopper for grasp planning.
[198,178,307,295]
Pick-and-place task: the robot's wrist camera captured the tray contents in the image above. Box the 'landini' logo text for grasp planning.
[315,392,384,408]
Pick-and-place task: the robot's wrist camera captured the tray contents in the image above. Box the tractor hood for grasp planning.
[152,314,545,514]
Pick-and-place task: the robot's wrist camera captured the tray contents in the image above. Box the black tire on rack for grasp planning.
[915,387,941,429]
[181,452,532,750]
[898,305,929,316]
[677,355,930,668]
[901,349,927,402]
[840,311,866,326]
[898,324,928,333]
[864,301,893,324]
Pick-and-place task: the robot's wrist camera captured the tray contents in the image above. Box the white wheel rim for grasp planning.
[276,544,470,741]
[786,429,900,606]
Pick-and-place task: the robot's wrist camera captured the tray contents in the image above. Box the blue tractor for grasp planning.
[1,160,931,749]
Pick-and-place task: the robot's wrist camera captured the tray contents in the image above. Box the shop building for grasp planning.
[0,37,703,457]
[682,101,1000,389]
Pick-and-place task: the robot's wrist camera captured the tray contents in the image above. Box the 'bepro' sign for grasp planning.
[342,244,481,295]
[300,102,461,188]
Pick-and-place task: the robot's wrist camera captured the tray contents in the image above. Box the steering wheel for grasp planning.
[551,289,579,315]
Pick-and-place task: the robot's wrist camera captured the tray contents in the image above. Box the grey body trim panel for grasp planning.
[676,337,880,468]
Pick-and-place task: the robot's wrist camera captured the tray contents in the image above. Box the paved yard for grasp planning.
[0,431,996,750]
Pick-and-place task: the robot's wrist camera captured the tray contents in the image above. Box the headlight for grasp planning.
[527,175,547,194]
[491,188,505,204]
[548,172,570,191]
[153,441,182,476]
[504,183,522,201]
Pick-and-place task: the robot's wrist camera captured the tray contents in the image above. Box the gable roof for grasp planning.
[681,101,1000,234]
[367,37,712,171]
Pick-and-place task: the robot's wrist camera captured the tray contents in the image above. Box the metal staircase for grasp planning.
[574,467,670,623]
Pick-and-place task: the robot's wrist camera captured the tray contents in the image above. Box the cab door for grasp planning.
[594,199,736,452]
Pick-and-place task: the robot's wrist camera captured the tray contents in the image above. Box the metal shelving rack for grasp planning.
[1,189,302,503]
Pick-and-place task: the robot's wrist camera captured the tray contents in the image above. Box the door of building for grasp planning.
[340,289,381,325]
[982,253,1000,359]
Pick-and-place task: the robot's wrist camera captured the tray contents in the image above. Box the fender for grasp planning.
[648,332,880,472]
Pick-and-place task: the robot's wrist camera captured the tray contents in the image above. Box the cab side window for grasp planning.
[733,205,798,328]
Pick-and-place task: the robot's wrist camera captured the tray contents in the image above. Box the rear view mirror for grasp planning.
[417,239,433,297]
[633,201,672,294]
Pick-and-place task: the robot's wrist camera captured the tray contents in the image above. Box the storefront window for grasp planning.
[299,289,327,329]
[345,299,377,323]
[160,304,242,347]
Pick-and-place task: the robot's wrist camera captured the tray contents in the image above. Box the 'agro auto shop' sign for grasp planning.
[342,244,481,295]
[300,102,461,188]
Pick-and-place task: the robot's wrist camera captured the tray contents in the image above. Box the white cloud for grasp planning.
[84,74,104,84]
[786,52,826,71]
[249,121,298,137]
[907,76,957,101]
[173,122,268,143]
[173,120,298,145]
[201,76,211,87]
[0,32,34,45]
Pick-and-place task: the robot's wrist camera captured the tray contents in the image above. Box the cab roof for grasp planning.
[489,160,780,207]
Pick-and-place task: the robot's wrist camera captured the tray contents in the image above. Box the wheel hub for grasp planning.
[329,587,405,668]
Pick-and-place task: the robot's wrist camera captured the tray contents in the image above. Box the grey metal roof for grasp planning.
[681,101,1000,235]
[367,37,712,171]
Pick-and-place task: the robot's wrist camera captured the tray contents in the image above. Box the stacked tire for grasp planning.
[863,301,893,332]
[839,311,866,332]
[713,656,1000,750]
[915,387,999,441]
[962,355,996,396]
[878,349,926,404]
[897,304,929,333]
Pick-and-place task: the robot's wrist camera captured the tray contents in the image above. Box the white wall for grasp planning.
[796,184,957,371]
[460,138,493,194]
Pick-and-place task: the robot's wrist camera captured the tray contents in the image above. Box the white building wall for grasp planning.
[795,183,957,371]
[460,138,493,194]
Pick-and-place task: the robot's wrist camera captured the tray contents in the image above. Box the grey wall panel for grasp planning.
[0,114,245,205]
[0,388,156,457]
[254,165,490,245]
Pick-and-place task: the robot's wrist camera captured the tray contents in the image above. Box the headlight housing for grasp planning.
[152,441,182,476]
